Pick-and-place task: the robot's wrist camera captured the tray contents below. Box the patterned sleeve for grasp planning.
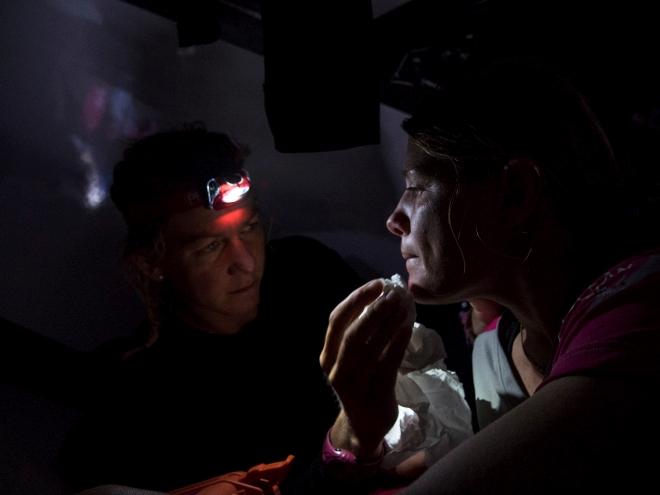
[542,249,660,387]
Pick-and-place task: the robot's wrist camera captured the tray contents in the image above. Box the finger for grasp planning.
[342,300,414,389]
[330,292,410,385]
[356,287,415,350]
[330,278,386,330]
[321,279,384,373]
[379,320,413,376]
[320,279,384,374]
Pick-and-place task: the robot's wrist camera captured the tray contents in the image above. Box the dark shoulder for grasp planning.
[91,319,154,363]
[565,247,660,325]
[89,323,172,385]
[266,236,361,281]
[263,235,363,306]
[267,235,343,260]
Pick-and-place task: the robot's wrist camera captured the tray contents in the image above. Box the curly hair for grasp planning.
[401,60,638,272]
[110,124,250,352]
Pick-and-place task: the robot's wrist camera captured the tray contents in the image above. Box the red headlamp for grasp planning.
[121,169,254,226]
[205,169,252,210]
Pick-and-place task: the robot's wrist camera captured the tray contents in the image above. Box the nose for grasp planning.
[226,238,256,275]
[386,203,410,238]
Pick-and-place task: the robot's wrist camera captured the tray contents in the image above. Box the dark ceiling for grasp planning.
[122,0,264,53]
[119,0,660,156]
[119,0,660,105]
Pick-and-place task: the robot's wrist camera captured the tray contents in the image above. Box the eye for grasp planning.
[200,239,225,254]
[241,218,261,235]
[405,185,424,193]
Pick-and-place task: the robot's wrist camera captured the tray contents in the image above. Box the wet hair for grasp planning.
[401,59,652,268]
[111,123,250,250]
[404,59,620,196]
[109,124,250,352]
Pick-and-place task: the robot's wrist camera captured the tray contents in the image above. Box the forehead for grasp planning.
[164,202,257,241]
[404,139,430,170]
[404,139,454,181]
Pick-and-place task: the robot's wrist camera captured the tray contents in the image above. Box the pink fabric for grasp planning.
[540,249,660,388]
[483,315,501,333]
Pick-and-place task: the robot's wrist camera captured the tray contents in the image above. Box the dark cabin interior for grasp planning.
[1,1,659,493]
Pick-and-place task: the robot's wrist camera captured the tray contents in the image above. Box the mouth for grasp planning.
[230,281,256,294]
[401,251,417,261]
[404,258,420,273]
[403,253,421,277]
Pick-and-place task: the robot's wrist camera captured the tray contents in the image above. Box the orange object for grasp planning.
[170,455,295,495]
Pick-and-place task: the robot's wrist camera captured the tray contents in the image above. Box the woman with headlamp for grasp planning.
[59,125,363,492]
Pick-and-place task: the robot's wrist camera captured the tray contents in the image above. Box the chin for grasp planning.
[409,283,440,304]
[409,281,460,305]
[236,302,259,319]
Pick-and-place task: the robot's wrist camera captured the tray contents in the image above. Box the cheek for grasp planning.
[413,206,446,255]
[250,230,266,266]
[251,236,267,275]
[165,257,228,302]
[193,268,226,293]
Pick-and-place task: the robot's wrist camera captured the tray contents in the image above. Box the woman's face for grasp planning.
[386,139,494,304]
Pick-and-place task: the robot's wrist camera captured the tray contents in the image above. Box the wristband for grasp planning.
[321,429,385,467]
[322,430,357,465]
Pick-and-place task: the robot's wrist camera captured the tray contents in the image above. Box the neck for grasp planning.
[176,305,256,336]
[519,326,551,375]
[512,328,546,394]
[495,229,584,374]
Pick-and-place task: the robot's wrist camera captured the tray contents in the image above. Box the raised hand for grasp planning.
[320,279,416,457]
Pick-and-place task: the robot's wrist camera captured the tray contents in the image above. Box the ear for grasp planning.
[129,251,165,283]
[472,157,543,258]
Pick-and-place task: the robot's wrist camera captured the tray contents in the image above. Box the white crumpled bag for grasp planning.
[378,277,473,469]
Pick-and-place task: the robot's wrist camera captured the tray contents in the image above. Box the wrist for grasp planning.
[322,427,386,478]
[330,411,384,460]
[330,429,384,462]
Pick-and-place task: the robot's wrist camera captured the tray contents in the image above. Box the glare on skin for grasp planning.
[386,140,491,304]
[158,201,266,335]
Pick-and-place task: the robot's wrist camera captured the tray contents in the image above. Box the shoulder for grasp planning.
[265,235,362,286]
[260,236,363,326]
[545,248,660,386]
[566,248,660,320]
[266,235,345,261]
[92,318,155,363]
[561,248,660,335]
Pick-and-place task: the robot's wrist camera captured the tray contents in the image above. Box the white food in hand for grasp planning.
[359,274,409,319]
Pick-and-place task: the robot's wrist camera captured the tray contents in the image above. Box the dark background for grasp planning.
[2,1,659,493]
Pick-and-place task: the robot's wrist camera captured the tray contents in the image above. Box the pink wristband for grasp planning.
[322,430,357,465]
